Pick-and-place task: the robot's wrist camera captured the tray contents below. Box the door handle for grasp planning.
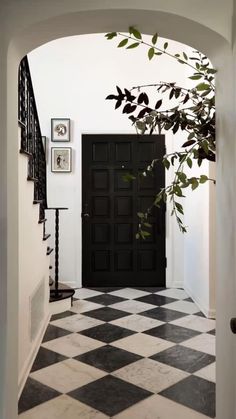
[81,212,90,218]
[230,318,236,334]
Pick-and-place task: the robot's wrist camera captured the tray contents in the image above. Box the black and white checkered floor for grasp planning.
[19,287,216,418]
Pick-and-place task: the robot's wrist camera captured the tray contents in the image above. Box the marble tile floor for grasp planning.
[18,287,216,418]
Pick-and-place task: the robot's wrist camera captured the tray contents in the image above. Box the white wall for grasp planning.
[184,161,216,317]
[18,142,50,395]
[28,34,193,290]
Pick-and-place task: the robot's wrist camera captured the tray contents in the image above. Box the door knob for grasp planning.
[230,318,236,334]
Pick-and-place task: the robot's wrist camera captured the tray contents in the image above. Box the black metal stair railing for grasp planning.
[18,56,47,220]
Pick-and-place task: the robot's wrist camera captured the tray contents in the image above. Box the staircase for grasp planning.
[18,56,75,308]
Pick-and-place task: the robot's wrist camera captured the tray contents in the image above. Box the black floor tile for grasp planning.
[160,375,216,418]
[76,345,142,372]
[18,377,60,414]
[79,323,135,343]
[50,310,77,321]
[195,311,206,318]
[42,324,72,342]
[31,347,67,372]
[68,375,152,416]
[83,306,130,322]
[144,323,200,343]
[151,345,215,373]
[134,287,166,293]
[208,329,216,335]
[135,294,176,306]
[184,297,194,302]
[87,287,124,293]
[140,307,187,322]
[85,294,126,306]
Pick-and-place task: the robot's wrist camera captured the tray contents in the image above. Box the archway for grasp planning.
[1,5,235,419]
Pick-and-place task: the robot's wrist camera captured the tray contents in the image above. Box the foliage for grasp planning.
[105,27,216,235]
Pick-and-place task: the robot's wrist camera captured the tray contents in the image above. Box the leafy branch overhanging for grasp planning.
[105,27,216,237]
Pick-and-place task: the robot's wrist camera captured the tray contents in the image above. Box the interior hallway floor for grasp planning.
[18,287,216,418]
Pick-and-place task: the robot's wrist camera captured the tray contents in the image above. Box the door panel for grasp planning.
[82,134,165,287]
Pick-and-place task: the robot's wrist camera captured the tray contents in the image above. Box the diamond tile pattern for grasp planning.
[19,287,216,418]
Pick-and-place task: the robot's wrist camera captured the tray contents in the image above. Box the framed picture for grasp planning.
[51,147,72,173]
[51,118,70,142]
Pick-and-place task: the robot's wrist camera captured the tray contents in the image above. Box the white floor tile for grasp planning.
[170,315,215,333]
[110,288,150,299]
[182,333,215,356]
[111,332,175,357]
[156,288,189,300]
[74,288,102,299]
[110,314,164,332]
[194,362,216,383]
[50,313,104,332]
[162,300,199,314]
[113,358,188,393]
[113,394,211,419]
[18,395,109,419]
[41,333,104,357]
[30,359,106,393]
[70,300,103,314]
[110,300,156,314]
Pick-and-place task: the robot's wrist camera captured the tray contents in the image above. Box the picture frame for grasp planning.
[51,147,72,173]
[51,118,70,142]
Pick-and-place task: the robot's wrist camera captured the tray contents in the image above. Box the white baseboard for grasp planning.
[184,285,216,319]
[166,281,184,289]
[18,312,51,398]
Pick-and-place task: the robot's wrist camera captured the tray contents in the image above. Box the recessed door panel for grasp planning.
[92,170,109,190]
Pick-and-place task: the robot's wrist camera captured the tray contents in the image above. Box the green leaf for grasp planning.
[129,26,142,40]
[199,175,208,184]
[164,42,168,50]
[175,202,184,214]
[140,230,151,239]
[189,75,202,80]
[118,38,128,48]
[183,52,188,60]
[148,47,155,60]
[163,159,170,170]
[122,173,136,182]
[136,233,140,239]
[152,33,158,45]
[207,68,217,74]
[155,52,162,56]
[137,212,145,218]
[188,132,195,140]
[192,180,199,190]
[105,32,117,40]
[196,82,210,91]
[143,222,152,228]
[126,42,140,49]
[187,157,193,168]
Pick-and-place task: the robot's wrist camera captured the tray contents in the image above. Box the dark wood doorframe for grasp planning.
[82,134,166,287]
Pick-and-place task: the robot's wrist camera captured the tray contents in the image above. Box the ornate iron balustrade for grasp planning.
[18,56,47,220]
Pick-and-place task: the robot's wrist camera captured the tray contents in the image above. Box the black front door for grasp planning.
[82,134,166,287]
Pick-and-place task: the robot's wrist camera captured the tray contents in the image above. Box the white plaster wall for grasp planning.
[28,34,196,289]
[184,160,216,317]
[18,146,50,395]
